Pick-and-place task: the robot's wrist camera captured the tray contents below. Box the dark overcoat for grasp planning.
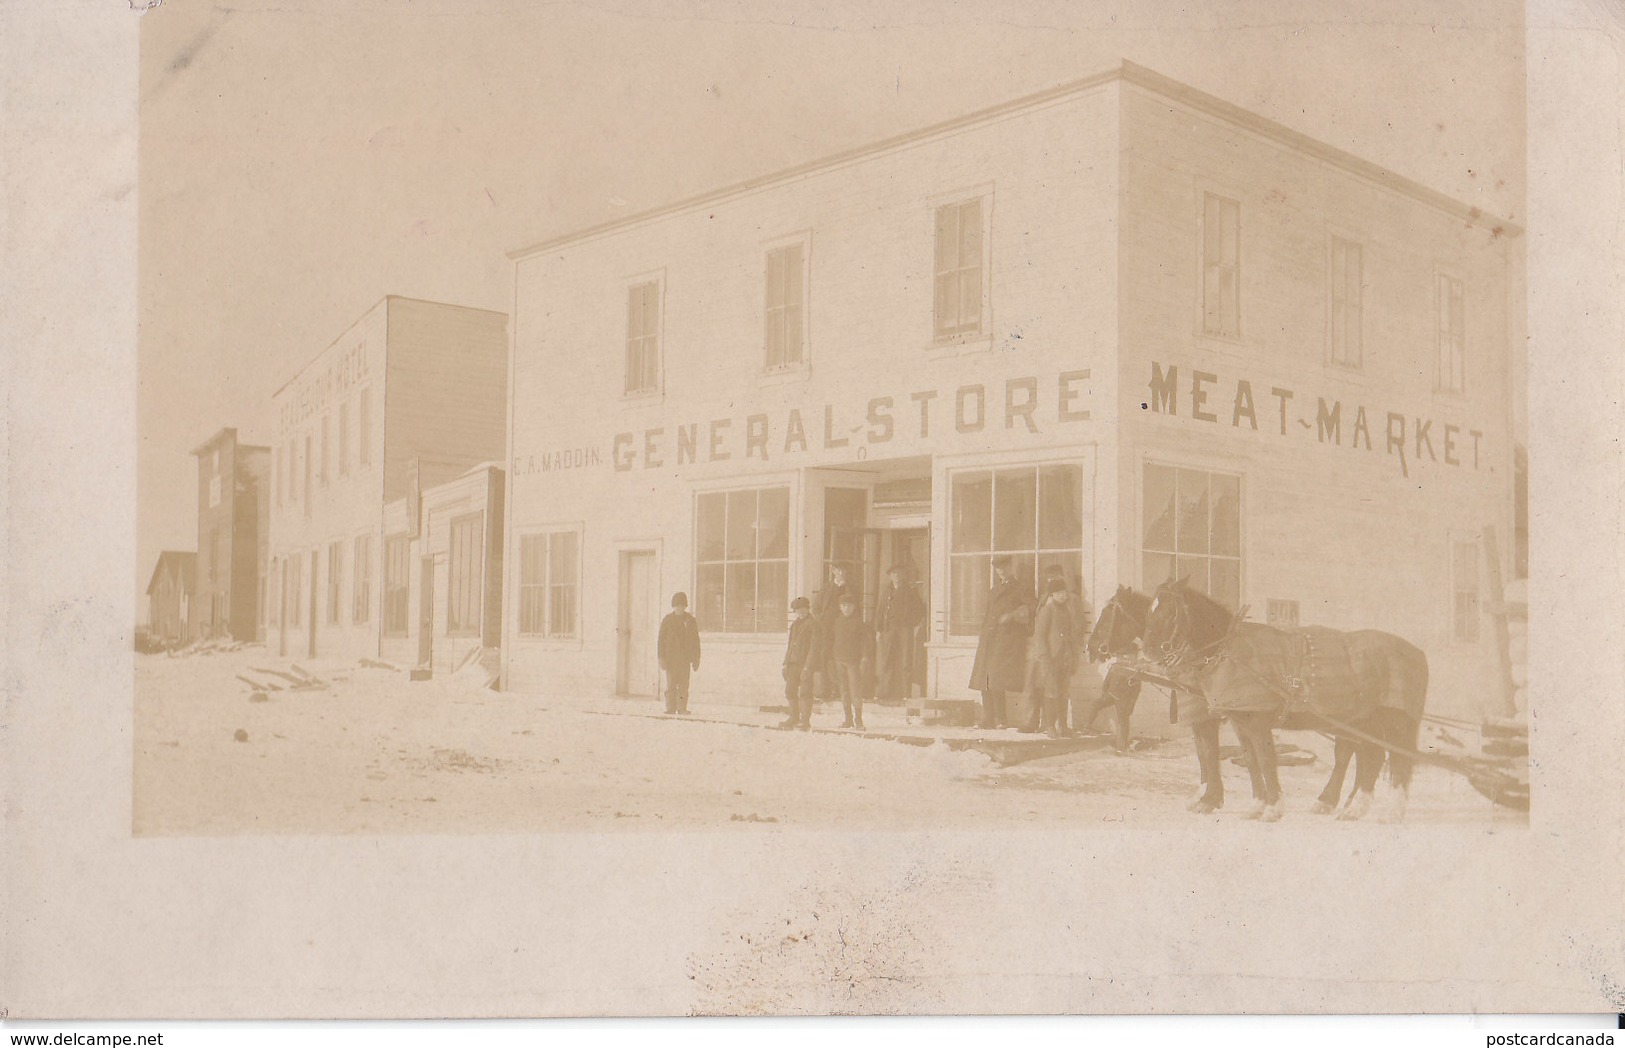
[967,575,1033,693]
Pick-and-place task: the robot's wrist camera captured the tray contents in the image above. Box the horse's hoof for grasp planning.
[1260,803,1284,823]
[1310,800,1336,815]
[1337,793,1373,821]
[1187,795,1222,814]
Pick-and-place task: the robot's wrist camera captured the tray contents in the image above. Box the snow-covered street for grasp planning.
[132,647,1526,835]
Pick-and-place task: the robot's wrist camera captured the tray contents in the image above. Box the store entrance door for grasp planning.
[617,550,658,698]
[826,526,930,699]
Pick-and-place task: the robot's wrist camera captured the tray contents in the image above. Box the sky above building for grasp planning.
[136,0,1526,601]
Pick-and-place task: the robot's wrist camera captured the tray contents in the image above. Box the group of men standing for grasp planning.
[779,562,925,731]
[665,555,1113,744]
[969,554,1095,738]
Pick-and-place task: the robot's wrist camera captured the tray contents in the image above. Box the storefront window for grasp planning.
[695,487,789,633]
[949,464,1083,634]
[518,530,578,639]
[1142,463,1241,608]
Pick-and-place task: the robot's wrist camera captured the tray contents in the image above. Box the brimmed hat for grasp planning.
[1046,578,1069,595]
[671,592,688,607]
[839,594,857,606]
[790,596,810,610]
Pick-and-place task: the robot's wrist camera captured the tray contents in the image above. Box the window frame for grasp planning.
[326,539,343,625]
[1435,269,1467,395]
[763,232,812,374]
[1327,233,1365,370]
[289,551,303,628]
[945,461,1086,638]
[1138,459,1245,610]
[930,191,993,346]
[446,511,485,638]
[692,484,793,636]
[352,532,372,625]
[1198,189,1243,342]
[338,401,350,477]
[358,387,373,468]
[517,527,583,641]
[1450,535,1482,644]
[623,273,665,398]
[382,533,412,637]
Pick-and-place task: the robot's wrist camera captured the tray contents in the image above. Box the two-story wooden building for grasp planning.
[266,296,509,664]
[501,62,1519,722]
[190,428,270,642]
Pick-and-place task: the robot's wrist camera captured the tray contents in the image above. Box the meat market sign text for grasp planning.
[1146,362,1485,478]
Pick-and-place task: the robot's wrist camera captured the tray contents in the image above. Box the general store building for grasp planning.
[502,63,1519,723]
[266,296,508,664]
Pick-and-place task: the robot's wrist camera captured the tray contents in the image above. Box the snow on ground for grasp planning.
[132,646,1527,835]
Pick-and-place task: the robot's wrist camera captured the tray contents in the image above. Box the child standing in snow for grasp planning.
[658,592,702,714]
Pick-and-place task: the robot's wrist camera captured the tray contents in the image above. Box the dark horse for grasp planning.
[1088,586,1387,819]
[1141,580,1429,822]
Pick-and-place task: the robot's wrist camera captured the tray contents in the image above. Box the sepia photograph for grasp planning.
[5,0,1623,1024]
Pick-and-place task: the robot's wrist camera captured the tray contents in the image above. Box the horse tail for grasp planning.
[1386,640,1428,791]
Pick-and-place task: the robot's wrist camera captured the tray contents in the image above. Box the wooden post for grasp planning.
[1482,525,1519,720]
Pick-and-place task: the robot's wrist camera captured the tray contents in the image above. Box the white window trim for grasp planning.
[690,479,796,641]
[514,523,585,649]
[941,456,1091,640]
[621,269,666,402]
[1325,229,1366,372]
[925,183,995,354]
[351,529,374,626]
[1448,531,1482,645]
[1194,185,1244,346]
[1433,265,1468,397]
[1137,455,1246,606]
[761,230,813,380]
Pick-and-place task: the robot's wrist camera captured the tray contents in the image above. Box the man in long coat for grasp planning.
[967,555,1033,729]
[811,563,852,701]
[873,565,924,701]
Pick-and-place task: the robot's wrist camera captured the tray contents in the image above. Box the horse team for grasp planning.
[1086,581,1429,823]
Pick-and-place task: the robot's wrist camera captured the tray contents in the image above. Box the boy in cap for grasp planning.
[658,592,702,714]
[780,596,816,729]
[830,594,870,729]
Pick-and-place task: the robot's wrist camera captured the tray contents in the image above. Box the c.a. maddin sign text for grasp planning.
[1145,362,1487,479]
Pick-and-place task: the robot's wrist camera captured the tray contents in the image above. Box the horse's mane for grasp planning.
[1158,579,1235,632]
[1111,585,1152,618]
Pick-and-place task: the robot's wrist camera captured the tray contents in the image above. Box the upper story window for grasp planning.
[1201,192,1241,339]
[764,240,807,370]
[358,387,373,467]
[1329,236,1363,368]
[339,401,350,477]
[1437,273,1466,394]
[933,197,985,342]
[625,279,661,395]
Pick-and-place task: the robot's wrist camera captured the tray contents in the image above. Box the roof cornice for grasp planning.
[507,60,1520,262]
